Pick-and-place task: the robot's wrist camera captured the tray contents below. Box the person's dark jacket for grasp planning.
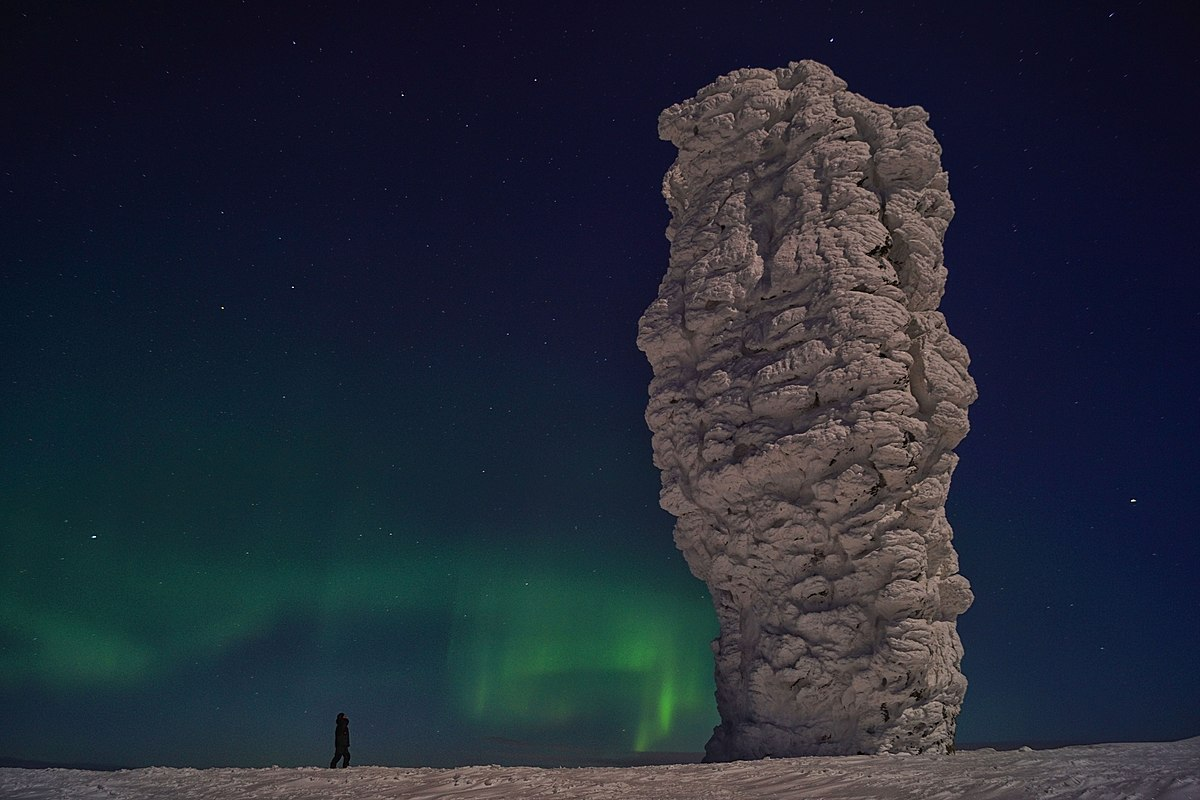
[334,715,350,751]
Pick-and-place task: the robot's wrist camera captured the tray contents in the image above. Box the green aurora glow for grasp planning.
[0,320,726,766]
[2,310,721,762]
[447,555,716,751]
[1,497,717,756]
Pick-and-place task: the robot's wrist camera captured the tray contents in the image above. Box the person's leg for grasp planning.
[330,754,338,768]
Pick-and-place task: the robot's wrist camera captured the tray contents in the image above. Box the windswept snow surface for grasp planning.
[2,739,1196,799]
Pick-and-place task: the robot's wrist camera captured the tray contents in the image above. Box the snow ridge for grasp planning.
[4,739,1198,799]
[638,60,977,759]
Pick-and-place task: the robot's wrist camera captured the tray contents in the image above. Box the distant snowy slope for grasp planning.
[1,738,1196,799]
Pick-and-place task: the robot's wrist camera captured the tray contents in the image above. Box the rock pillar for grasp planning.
[638,61,976,758]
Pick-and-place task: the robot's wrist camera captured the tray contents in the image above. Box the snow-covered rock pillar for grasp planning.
[638,61,976,759]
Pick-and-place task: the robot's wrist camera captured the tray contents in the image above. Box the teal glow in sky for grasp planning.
[3,498,717,764]
[1,335,719,765]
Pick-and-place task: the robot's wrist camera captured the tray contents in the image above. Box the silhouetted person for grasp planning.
[329,712,350,768]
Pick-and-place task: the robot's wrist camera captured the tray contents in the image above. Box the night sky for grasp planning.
[2,0,1196,769]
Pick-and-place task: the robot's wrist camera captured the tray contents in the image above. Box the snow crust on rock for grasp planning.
[637,60,977,759]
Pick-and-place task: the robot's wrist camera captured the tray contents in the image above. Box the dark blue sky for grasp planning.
[2,0,1196,768]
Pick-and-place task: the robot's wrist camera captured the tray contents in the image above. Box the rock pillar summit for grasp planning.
[637,61,976,758]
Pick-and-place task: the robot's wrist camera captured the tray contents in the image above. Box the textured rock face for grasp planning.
[637,61,976,759]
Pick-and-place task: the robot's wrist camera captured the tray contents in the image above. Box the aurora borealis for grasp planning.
[2,287,719,764]
[3,1,1197,769]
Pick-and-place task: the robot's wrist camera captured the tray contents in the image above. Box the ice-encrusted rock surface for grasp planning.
[638,61,977,759]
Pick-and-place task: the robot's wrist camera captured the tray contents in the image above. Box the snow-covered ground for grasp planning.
[2,738,1196,799]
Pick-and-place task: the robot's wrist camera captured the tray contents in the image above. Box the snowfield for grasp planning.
[1,738,1196,799]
